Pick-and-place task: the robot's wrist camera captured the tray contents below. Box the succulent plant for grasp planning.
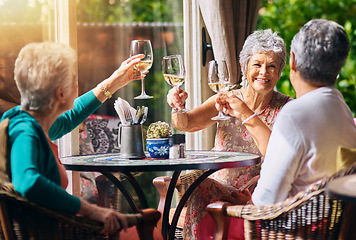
[146,121,172,139]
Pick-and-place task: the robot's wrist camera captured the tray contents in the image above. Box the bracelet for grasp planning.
[241,113,257,125]
[99,85,112,99]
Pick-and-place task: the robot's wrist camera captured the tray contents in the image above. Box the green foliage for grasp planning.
[257,0,356,115]
[76,0,182,23]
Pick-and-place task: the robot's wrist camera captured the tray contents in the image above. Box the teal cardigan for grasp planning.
[1,91,102,214]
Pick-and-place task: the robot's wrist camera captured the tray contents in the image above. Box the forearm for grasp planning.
[242,115,271,156]
[171,99,217,132]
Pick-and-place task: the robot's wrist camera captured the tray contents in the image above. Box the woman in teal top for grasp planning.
[1,42,144,234]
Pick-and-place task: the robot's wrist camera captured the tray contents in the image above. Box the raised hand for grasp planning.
[167,87,188,112]
[215,92,253,120]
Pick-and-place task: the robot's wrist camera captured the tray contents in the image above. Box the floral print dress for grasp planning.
[183,90,292,239]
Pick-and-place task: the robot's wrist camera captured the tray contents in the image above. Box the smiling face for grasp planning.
[245,52,281,94]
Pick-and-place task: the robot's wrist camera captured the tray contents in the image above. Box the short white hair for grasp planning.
[239,29,286,78]
[14,42,76,111]
[291,19,349,86]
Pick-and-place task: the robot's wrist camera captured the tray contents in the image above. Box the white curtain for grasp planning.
[198,0,261,85]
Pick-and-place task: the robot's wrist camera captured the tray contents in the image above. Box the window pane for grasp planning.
[0,0,54,116]
[76,0,184,124]
[76,0,184,209]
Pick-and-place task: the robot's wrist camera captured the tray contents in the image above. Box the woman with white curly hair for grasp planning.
[1,42,144,235]
[167,29,292,239]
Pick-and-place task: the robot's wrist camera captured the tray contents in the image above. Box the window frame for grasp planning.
[55,0,213,193]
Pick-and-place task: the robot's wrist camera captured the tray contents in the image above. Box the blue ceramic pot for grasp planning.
[146,138,170,159]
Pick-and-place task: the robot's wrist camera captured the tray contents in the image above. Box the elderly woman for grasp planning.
[252,19,356,206]
[0,42,143,235]
[168,29,292,239]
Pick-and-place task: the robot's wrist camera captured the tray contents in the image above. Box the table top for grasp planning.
[326,174,356,202]
[62,150,261,172]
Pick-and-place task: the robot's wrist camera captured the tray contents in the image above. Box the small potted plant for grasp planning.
[146,121,172,159]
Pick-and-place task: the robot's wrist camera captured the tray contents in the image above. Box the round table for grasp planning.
[62,150,261,240]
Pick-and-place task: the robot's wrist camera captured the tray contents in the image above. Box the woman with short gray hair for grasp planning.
[1,42,144,235]
[167,29,292,239]
[239,29,287,82]
[14,42,77,111]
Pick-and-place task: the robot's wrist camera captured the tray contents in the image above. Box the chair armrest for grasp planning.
[153,176,172,214]
[153,176,172,233]
[135,208,162,240]
[0,190,161,240]
[206,201,232,240]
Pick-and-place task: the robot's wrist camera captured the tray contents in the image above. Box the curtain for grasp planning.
[198,0,261,85]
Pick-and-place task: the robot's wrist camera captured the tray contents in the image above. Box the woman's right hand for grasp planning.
[215,92,253,120]
[78,199,128,235]
[167,88,188,111]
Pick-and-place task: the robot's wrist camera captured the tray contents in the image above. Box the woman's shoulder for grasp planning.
[271,91,293,109]
[4,109,41,138]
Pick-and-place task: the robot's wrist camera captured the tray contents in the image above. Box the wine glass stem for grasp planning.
[218,111,225,117]
[172,86,181,112]
[140,72,146,95]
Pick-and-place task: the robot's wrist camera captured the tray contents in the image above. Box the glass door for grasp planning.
[76,0,185,209]
[76,0,184,125]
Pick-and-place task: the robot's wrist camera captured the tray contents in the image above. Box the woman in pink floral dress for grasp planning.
[167,29,292,239]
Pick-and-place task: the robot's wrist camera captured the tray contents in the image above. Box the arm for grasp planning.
[216,93,271,156]
[49,55,144,140]
[168,88,218,132]
[11,130,81,214]
[11,126,128,234]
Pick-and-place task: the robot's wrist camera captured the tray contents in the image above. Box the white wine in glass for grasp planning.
[162,55,188,113]
[130,40,153,99]
[208,60,231,121]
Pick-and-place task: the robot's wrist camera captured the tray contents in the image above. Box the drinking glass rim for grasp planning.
[163,54,183,60]
[131,39,152,43]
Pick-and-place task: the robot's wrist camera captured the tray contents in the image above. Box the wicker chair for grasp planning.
[153,170,206,238]
[207,163,356,240]
[153,170,259,239]
[0,188,161,240]
[0,118,161,240]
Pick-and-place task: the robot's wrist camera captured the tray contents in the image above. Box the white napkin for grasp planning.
[114,97,137,125]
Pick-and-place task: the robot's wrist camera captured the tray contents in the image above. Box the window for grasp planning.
[0,0,55,115]
[76,0,184,124]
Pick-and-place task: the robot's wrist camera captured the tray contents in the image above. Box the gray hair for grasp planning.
[291,19,350,86]
[239,29,287,79]
[14,42,76,111]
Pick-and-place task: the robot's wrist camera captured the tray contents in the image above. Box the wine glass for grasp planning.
[207,60,231,121]
[162,55,188,113]
[130,40,153,99]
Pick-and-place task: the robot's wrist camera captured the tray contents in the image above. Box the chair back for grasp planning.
[0,118,10,183]
[0,118,161,240]
[208,163,356,240]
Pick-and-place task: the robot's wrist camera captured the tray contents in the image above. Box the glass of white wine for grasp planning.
[208,60,231,121]
[162,55,187,113]
[130,40,153,99]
